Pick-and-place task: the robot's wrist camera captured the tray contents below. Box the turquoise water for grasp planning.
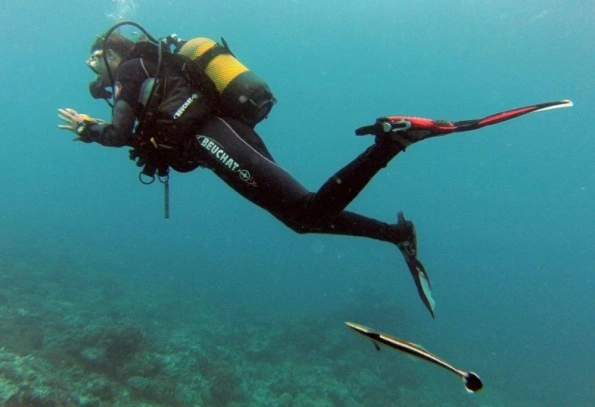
[0,0,593,405]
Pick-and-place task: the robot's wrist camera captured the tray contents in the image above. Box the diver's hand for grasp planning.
[57,108,96,134]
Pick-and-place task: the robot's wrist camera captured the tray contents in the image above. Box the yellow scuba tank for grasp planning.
[178,37,276,127]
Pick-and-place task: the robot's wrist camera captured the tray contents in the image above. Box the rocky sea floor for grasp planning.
[0,244,517,407]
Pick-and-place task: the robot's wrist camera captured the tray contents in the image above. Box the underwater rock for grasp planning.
[70,325,145,376]
[85,374,117,400]
[0,348,81,406]
[199,359,247,406]
[103,327,145,364]
[127,375,155,396]
[0,308,46,355]
[79,346,109,371]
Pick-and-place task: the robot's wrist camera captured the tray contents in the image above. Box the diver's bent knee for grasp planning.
[280,219,316,235]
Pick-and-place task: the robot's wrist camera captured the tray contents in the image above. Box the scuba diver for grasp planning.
[57,22,572,318]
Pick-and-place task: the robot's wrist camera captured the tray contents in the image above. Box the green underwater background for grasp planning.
[0,0,594,405]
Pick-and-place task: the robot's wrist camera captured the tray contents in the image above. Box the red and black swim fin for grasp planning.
[356,99,573,140]
[450,99,573,133]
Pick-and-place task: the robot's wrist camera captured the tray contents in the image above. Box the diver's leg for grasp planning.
[192,117,434,317]
[191,117,403,235]
[299,138,403,220]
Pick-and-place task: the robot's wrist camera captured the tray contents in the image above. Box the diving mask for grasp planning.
[86,50,104,74]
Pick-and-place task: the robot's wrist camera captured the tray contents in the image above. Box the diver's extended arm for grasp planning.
[57,100,136,147]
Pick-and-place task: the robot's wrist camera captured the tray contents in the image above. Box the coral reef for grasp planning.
[0,250,489,406]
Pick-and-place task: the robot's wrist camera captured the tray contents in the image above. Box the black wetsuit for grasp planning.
[82,57,407,245]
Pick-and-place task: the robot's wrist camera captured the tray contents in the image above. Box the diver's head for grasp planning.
[86,31,134,86]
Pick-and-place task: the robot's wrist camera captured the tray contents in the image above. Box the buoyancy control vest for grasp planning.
[96,21,276,183]
[129,42,213,138]
[121,41,213,180]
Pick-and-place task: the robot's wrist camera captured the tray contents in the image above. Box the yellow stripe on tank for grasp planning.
[180,38,217,59]
[206,54,249,92]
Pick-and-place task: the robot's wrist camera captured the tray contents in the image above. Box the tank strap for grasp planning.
[193,42,231,71]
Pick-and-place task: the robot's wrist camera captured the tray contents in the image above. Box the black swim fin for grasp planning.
[403,255,435,318]
[395,212,435,318]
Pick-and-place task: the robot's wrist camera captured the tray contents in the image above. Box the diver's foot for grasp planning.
[377,117,430,148]
[356,117,432,148]
[392,211,417,257]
